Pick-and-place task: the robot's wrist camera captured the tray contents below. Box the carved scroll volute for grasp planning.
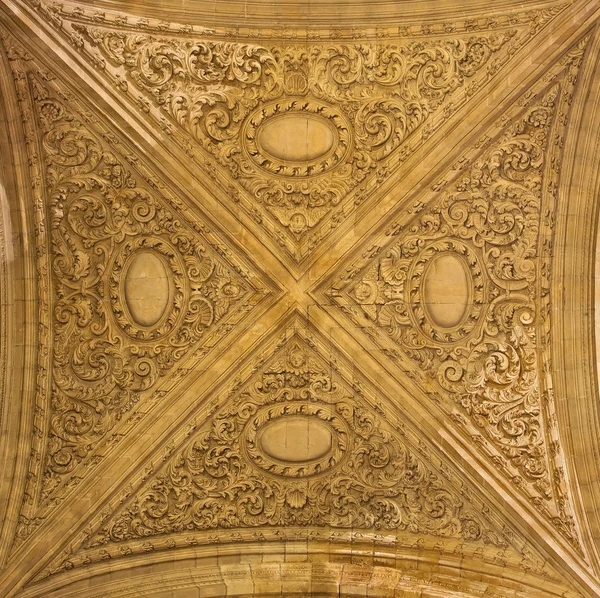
[85,339,503,549]
[330,73,583,547]
[75,27,515,254]
[30,78,256,497]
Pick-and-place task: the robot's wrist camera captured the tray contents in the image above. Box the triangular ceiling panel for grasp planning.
[28,315,580,597]
[34,1,571,272]
[0,27,280,551]
[315,33,589,551]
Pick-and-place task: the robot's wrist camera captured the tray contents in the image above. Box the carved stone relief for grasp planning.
[37,320,554,581]
[0,1,599,597]
[322,36,589,548]
[75,30,509,241]
[48,4,569,266]
[92,340,494,540]
[0,31,276,548]
[37,83,265,492]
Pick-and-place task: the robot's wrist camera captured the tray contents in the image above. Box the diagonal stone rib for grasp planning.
[58,8,563,267]
[25,311,586,597]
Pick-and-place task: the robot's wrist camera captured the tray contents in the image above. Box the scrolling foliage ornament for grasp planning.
[73,25,520,259]
[86,336,506,548]
[326,40,588,547]
[27,73,267,504]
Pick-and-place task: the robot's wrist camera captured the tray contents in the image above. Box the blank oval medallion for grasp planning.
[423,253,470,329]
[257,114,335,163]
[259,416,333,463]
[124,252,170,327]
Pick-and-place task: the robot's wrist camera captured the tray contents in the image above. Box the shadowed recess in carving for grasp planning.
[422,253,470,329]
[123,251,170,327]
[258,416,333,462]
[257,114,335,163]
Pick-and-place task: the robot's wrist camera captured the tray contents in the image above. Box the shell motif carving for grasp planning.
[88,340,500,545]
[31,82,257,496]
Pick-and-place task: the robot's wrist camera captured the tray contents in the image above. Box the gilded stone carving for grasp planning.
[323,38,588,547]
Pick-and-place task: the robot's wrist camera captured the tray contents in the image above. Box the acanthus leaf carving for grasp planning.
[4,42,274,529]
[325,38,589,549]
[0,7,593,595]
[72,25,522,263]
[37,82,254,492]
[80,332,508,554]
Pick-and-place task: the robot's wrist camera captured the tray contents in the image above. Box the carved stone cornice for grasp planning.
[17,560,585,598]
[26,0,571,41]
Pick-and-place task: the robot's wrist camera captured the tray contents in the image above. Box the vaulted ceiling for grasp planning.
[0,0,600,596]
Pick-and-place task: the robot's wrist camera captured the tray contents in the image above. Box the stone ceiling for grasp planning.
[0,0,599,596]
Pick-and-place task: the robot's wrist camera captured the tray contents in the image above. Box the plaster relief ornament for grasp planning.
[73,25,521,261]
[84,337,506,548]
[325,36,589,548]
[15,68,271,507]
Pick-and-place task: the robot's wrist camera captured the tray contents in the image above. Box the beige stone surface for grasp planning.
[0,0,599,597]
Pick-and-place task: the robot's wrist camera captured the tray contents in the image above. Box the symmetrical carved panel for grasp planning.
[1,1,600,597]
[0,31,276,548]
[92,338,495,540]
[53,6,567,266]
[38,319,556,581]
[322,37,588,548]
[75,29,508,239]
